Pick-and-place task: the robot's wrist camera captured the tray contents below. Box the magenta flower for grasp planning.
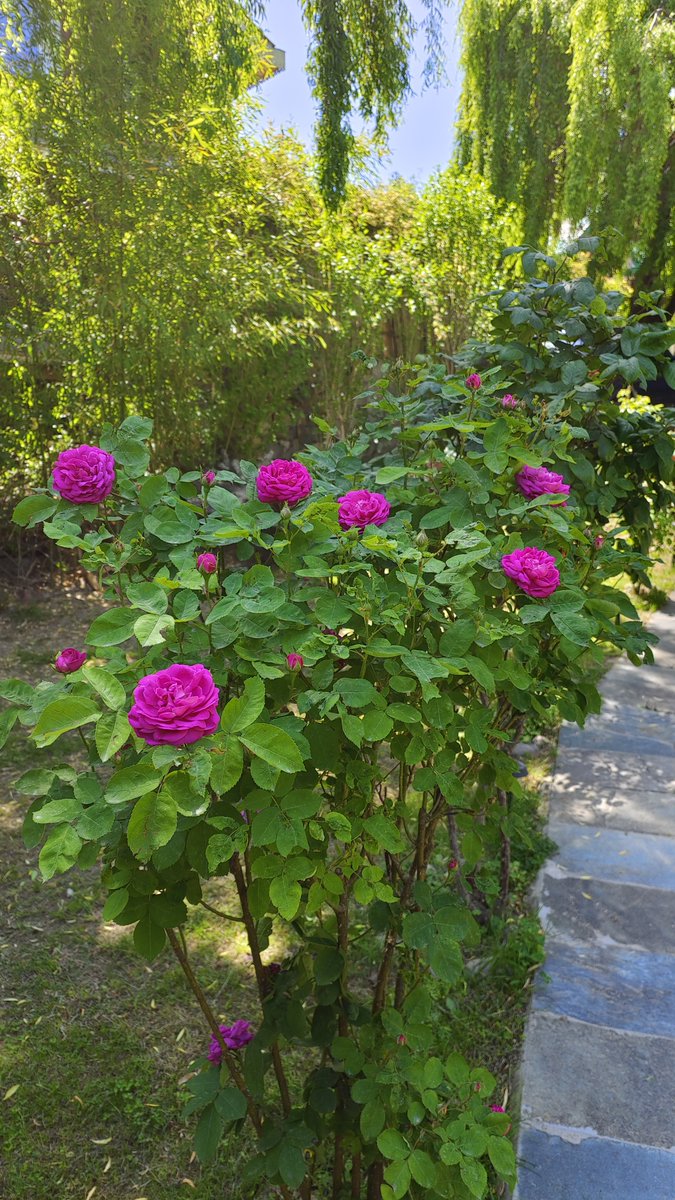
[501,393,518,409]
[256,459,313,508]
[197,551,217,574]
[128,663,219,747]
[203,470,216,486]
[207,1020,254,1064]
[338,490,390,531]
[594,534,605,549]
[55,647,87,674]
[52,445,116,505]
[448,859,458,871]
[516,465,570,506]
[287,653,304,671]
[502,547,560,599]
[490,1105,505,1113]
[465,373,482,390]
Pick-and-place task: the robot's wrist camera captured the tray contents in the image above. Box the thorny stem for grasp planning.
[231,854,292,1118]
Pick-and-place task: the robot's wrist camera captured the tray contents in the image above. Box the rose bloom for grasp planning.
[501,393,518,409]
[338,489,390,531]
[465,373,482,390]
[502,547,560,599]
[256,459,313,507]
[203,470,216,485]
[52,444,116,504]
[207,1020,254,1064]
[287,653,304,670]
[55,647,87,674]
[516,464,570,506]
[197,551,217,574]
[128,663,219,746]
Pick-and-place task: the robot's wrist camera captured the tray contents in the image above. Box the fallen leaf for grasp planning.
[86,1187,97,1200]
[103,1157,111,1173]
[3,1084,20,1100]
[581,892,593,900]
[91,1137,112,1145]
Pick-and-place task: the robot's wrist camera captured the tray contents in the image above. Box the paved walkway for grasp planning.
[514,602,675,1199]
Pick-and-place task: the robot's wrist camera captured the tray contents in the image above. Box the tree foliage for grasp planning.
[457,0,675,299]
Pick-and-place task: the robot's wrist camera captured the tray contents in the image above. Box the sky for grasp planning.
[251,0,463,184]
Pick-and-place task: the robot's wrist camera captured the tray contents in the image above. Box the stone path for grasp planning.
[514,602,675,1199]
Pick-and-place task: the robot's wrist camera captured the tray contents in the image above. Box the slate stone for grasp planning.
[558,725,675,759]
[548,786,675,837]
[539,874,675,954]
[600,664,675,713]
[533,940,675,1038]
[546,822,675,891]
[519,1012,675,1146]
[549,749,675,797]
[514,1128,675,1200]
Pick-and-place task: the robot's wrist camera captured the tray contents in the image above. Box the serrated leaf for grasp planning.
[127,791,177,861]
[134,613,175,646]
[82,666,126,710]
[32,698,100,747]
[239,723,304,774]
[95,710,131,761]
[220,677,265,733]
[39,824,82,879]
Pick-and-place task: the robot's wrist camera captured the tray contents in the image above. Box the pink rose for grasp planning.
[55,647,87,674]
[465,373,482,390]
[207,1019,254,1064]
[490,1105,505,1113]
[128,663,219,747]
[516,465,570,506]
[203,470,216,485]
[338,490,390,531]
[501,393,518,409]
[52,444,116,504]
[287,653,304,670]
[502,547,560,599]
[256,459,313,507]
[197,551,217,574]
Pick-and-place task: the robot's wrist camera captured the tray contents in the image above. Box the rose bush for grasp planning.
[3,248,674,1199]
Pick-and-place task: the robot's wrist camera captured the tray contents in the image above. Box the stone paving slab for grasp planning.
[548,785,675,836]
[515,1129,675,1200]
[519,1012,675,1147]
[533,941,675,1037]
[546,821,675,890]
[540,874,675,954]
[600,663,675,713]
[549,748,675,796]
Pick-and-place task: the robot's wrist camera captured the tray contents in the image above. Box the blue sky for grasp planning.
[251,0,463,183]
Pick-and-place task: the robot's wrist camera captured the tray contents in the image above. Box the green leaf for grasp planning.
[269,873,302,920]
[361,709,394,741]
[95,710,131,761]
[278,1142,306,1189]
[126,582,168,613]
[214,1087,247,1122]
[162,770,207,816]
[39,824,82,879]
[360,1098,386,1141]
[210,738,244,794]
[239,723,304,774]
[87,608,138,647]
[149,893,188,927]
[82,666,126,709]
[0,707,19,750]
[335,677,379,707]
[487,1134,516,1179]
[134,613,175,646]
[106,764,163,805]
[460,1158,487,1198]
[314,946,344,985]
[220,677,266,733]
[409,1149,437,1188]
[102,888,130,920]
[144,505,198,545]
[13,494,58,527]
[133,914,166,960]
[377,1130,410,1161]
[0,678,34,705]
[33,796,82,824]
[551,610,596,646]
[32,698,100,747]
[375,465,409,483]
[383,1160,411,1200]
[127,791,178,861]
[14,769,56,796]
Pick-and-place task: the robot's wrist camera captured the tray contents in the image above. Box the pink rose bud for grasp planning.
[465,373,482,390]
[501,393,518,408]
[502,547,560,599]
[448,859,458,870]
[128,663,219,747]
[197,551,217,574]
[490,1105,505,1113]
[338,490,390,531]
[52,444,116,505]
[594,535,605,549]
[397,1034,407,1045]
[287,653,304,671]
[55,647,87,674]
[516,465,570,506]
[256,459,313,508]
[203,471,216,485]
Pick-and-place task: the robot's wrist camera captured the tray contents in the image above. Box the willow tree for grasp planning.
[457,0,675,303]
